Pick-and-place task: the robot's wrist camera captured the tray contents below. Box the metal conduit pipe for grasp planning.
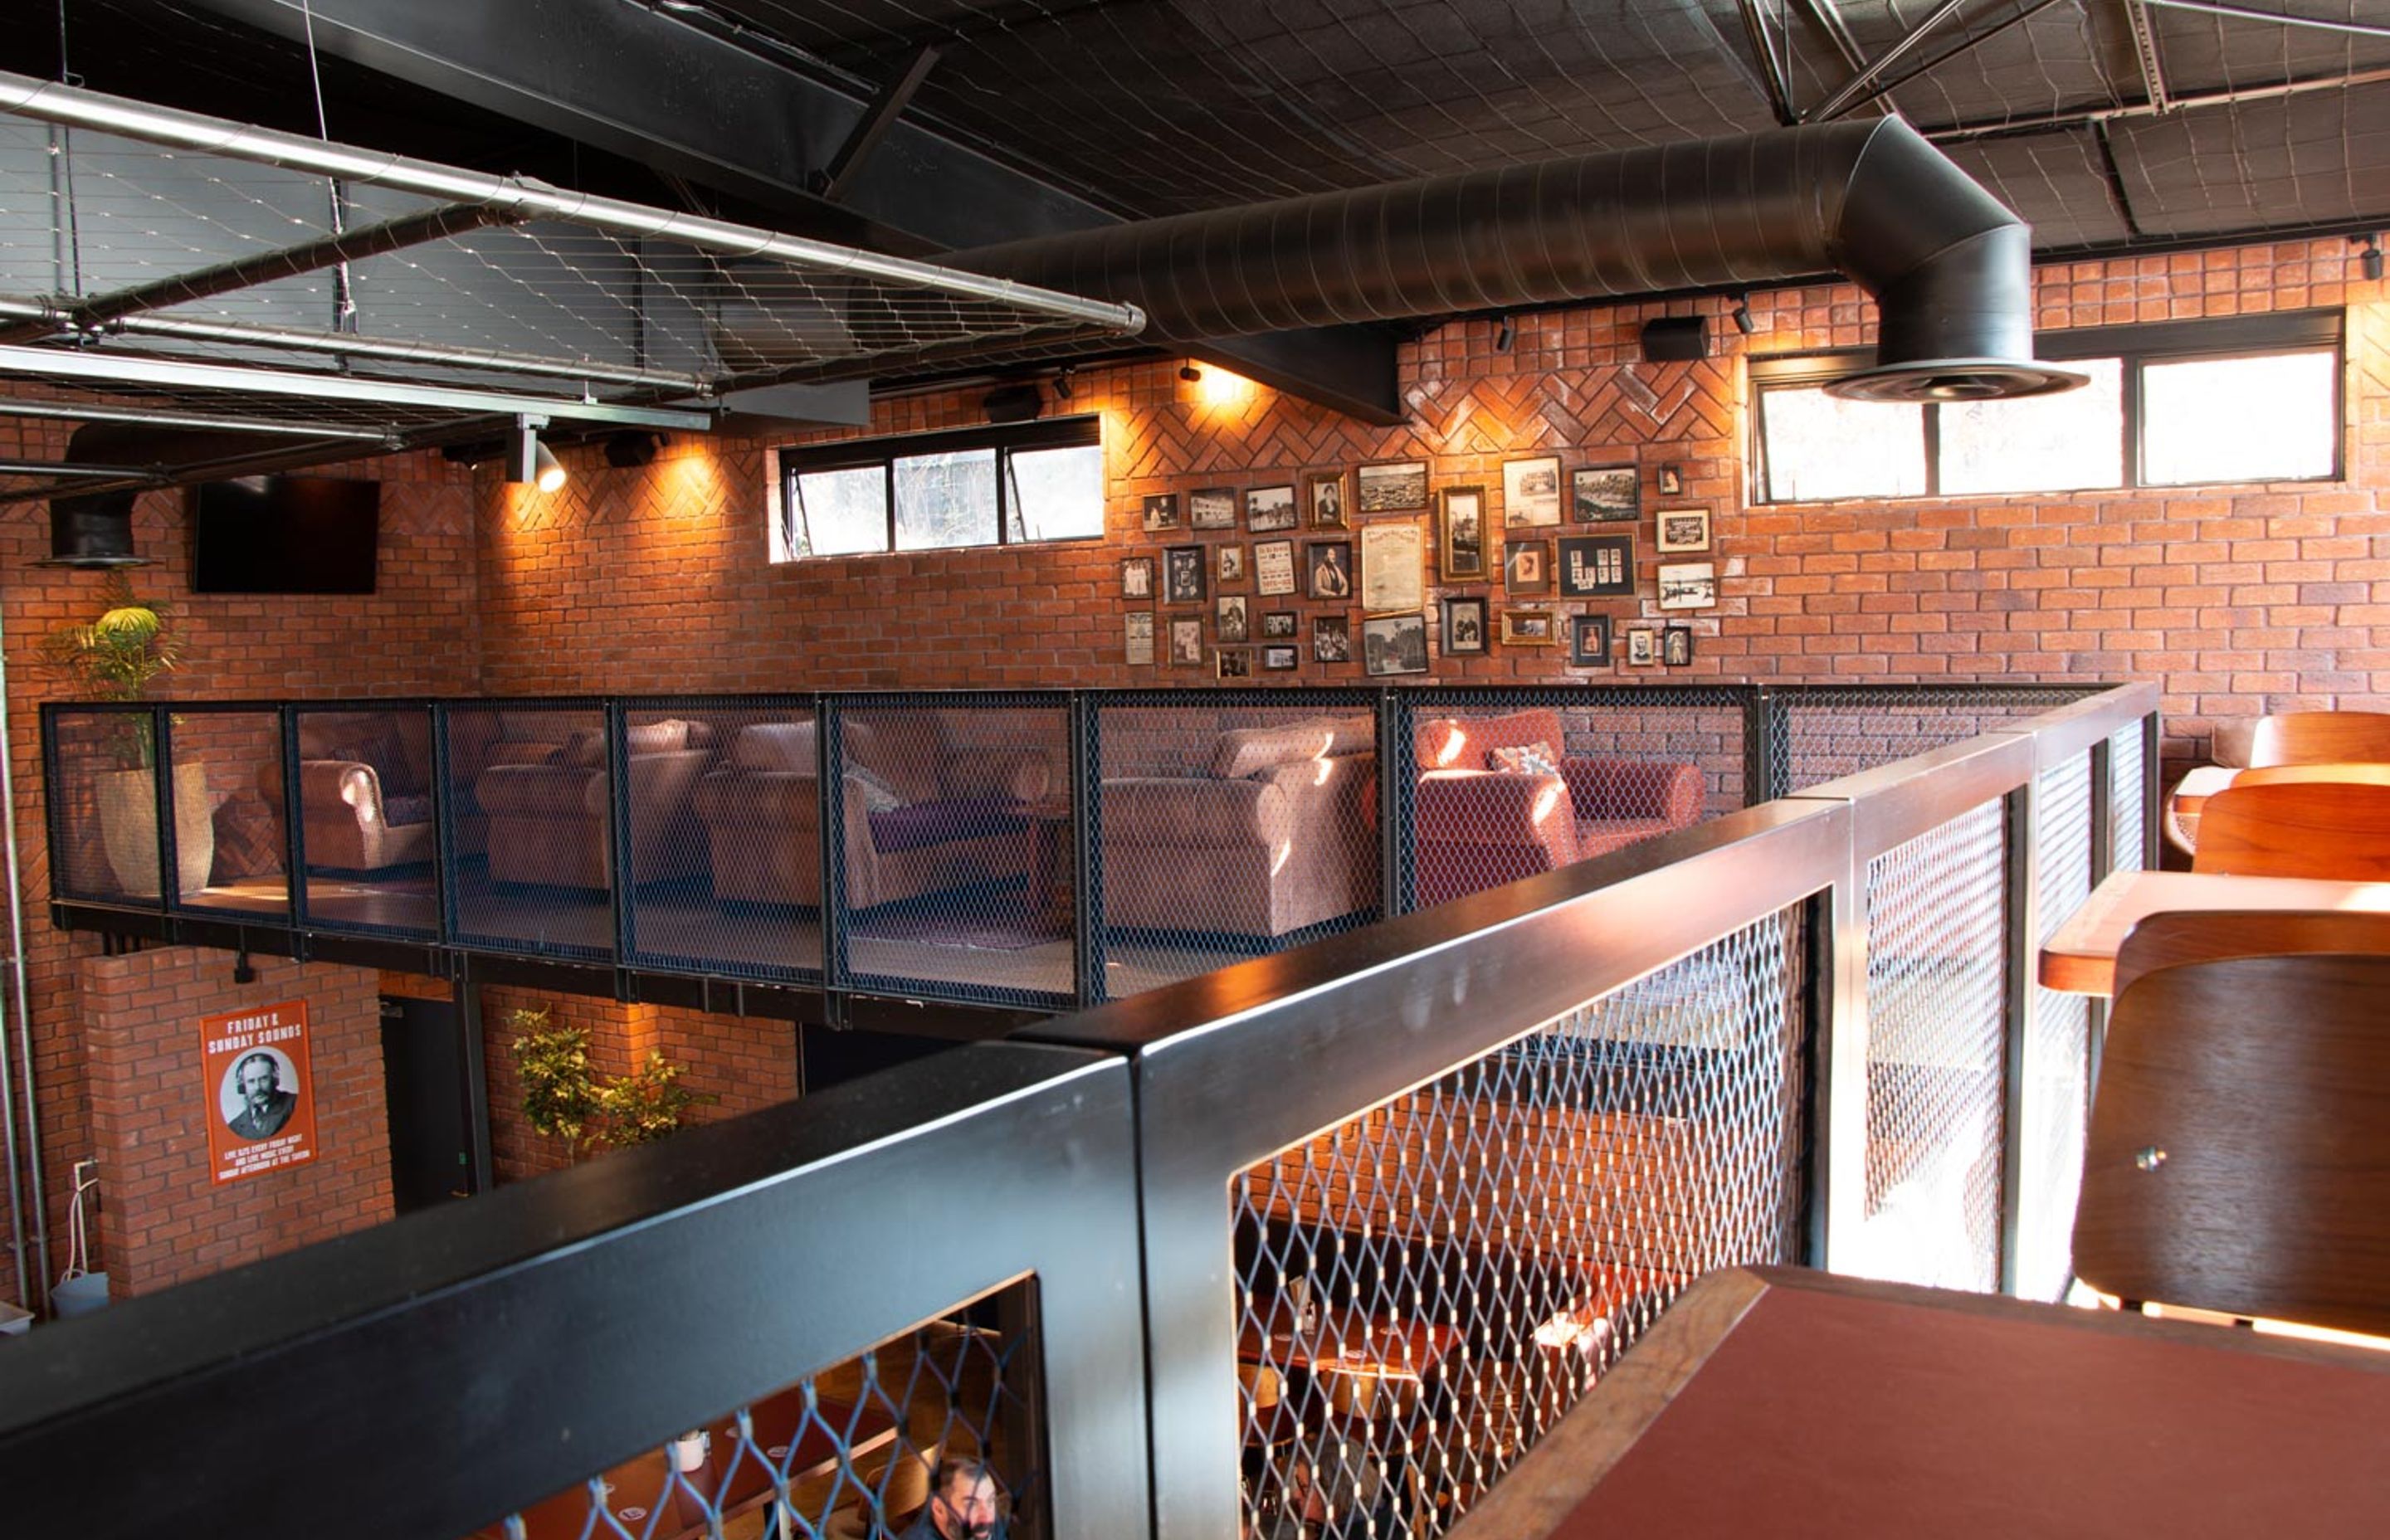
[948,116,2084,403]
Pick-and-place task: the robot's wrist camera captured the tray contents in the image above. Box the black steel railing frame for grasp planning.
[0,1041,1152,1540]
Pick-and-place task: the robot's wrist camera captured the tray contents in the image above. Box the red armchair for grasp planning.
[1411,708,1705,907]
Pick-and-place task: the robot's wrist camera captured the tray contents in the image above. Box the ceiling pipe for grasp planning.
[947,116,2084,403]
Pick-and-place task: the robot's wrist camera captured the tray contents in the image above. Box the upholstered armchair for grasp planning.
[476,718,717,889]
[256,709,500,874]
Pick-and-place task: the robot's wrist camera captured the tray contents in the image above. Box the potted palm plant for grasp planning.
[39,573,212,897]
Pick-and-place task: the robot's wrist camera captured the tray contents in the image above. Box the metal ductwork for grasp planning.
[35,423,261,567]
[947,116,2083,403]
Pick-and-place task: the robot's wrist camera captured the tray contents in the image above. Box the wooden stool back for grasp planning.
[2232,760,2390,792]
[2249,710,2390,768]
[2074,952,2390,1338]
[2190,782,2390,880]
[2111,909,2390,1003]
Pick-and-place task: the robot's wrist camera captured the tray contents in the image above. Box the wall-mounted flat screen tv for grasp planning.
[190,475,379,594]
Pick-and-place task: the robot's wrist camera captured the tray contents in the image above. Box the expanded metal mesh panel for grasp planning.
[1860,800,2007,1293]
[1094,697,1381,997]
[1774,687,2099,794]
[627,698,824,985]
[836,699,1073,1009]
[1231,911,1803,1539]
[1406,690,1740,910]
[449,704,614,960]
[287,704,439,938]
[46,706,168,905]
[2019,756,2094,1303]
[481,1285,1046,1540]
[2110,725,2148,873]
[167,707,288,922]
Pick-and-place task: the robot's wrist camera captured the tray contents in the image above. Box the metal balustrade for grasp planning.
[7,682,2159,1540]
[40,683,2109,1021]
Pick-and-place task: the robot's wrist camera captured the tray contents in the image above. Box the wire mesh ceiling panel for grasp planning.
[1857,798,2008,1294]
[1231,909,1804,1538]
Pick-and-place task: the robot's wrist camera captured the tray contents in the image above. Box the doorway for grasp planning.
[379,993,478,1213]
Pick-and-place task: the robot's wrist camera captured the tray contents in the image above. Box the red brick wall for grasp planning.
[479,987,799,1186]
[78,950,392,1297]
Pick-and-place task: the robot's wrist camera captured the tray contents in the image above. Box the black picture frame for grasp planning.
[1557,534,1636,597]
[1143,492,1180,532]
[1163,544,1207,603]
[1663,624,1695,666]
[1441,594,1488,655]
[1362,613,1430,676]
[1571,465,1639,523]
[1121,557,1154,599]
[1307,539,1354,601]
[1312,613,1352,664]
[1260,609,1298,640]
[1570,612,1612,667]
[1188,486,1238,529]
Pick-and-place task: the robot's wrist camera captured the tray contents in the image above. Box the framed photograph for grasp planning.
[1306,470,1349,529]
[1505,539,1551,596]
[1312,613,1352,664]
[1655,507,1711,553]
[1246,484,1298,533]
[1216,593,1250,643]
[1361,521,1425,614]
[1261,609,1298,640]
[1262,644,1300,672]
[1125,611,1155,665]
[1437,485,1489,580]
[1168,616,1204,666]
[1570,613,1613,668]
[1441,594,1488,655]
[1625,626,1659,667]
[1663,624,1695,667]
[1143,492,1179,532]
[1307,539,1354,602]
[1657,463,1685,496]
[1254,539,1297,596]
[1121,557,1154,599]
[1557,534,1636,597]
[1217,648,1252,680]
[1657,561,1717,611]
[1217,543,1247,586]
[1356,459,1429,514]
[1188,486,1238,530]
[1163,545,1207,603]
[1572,465,1639,523]
[1503,455,1563,528]
[1500,608,1557,647]
[1363,613,1430,676]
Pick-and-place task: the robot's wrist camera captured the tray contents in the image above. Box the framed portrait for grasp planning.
[1163,544,1207,603]
[1306,470,1348,529]
[1361,521,1425,614]
[1363,613,1430,676]
[1441,594,1488,655]
[1355,459,1429,514]
[1570,613,1612,668]
[1503,455,1563,528]
[1217,543,1247,586]
[1188,486,1238,530]
[1437,485,1488,580]
[1657,463,1685,496]
[1168,616,1204,666]
[1655,507,1711,553]
[1307,539,1354,602]
[1217,593,1250,642]
[1499,609,1556,646]
[1217,648,1252,680]
[1663,624,1695,667]
[1312,612,1352,664]
[1143,492,1179,532]
[1557,534,1636,598]
[1505,539,1551,596]
[1625,626,1659,667]
[1657,561,1717,611]
[1262,644,1300,671]
[1121,556,1154,599]
[1572,465,1639,523]
[1246,483,1298,533]
[1261,609,1298,640]
[1253,538,1297,596]
[1125,611,1154,666]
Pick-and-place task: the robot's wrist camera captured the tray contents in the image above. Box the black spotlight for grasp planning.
[1053,365,1076,402]
[1640,315,1708,363]
[1731,296,1756,335]
[603,431,663,469]
[1494,314,1514,353]
[1179,360,1202,383]
[2358,235,2385,283]
[983,383,1043,423]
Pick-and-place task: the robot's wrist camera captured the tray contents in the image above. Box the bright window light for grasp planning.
[793,465,887,556]
[1761,386,1926,502]
[1007,442,1104,541]
[2142,349,2337,485]
[1939,358,2124,495]
[894,447,998,550]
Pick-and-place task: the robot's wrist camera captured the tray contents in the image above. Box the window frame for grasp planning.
[778,415,1105,559]
[1749,309,2344,504]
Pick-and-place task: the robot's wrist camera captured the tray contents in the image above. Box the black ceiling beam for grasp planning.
[817,43,943,203]
[178,0,1402,421]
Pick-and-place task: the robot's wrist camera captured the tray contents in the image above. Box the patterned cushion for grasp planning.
[324,725,422,797]
[382,792,436,828]
[1490,743,1561,777]
[210,792,283,882]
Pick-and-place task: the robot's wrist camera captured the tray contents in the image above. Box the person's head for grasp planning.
[236,1053,280,1110]
[926,1457,1001,1540]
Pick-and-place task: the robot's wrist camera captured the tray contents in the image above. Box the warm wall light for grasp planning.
[506,416,567,493]
[1179,360,1202,383]
[1197,365,1253,407]
[533,441,567,494]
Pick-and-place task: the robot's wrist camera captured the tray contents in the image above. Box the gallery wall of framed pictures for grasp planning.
[1116,449,1714,675]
